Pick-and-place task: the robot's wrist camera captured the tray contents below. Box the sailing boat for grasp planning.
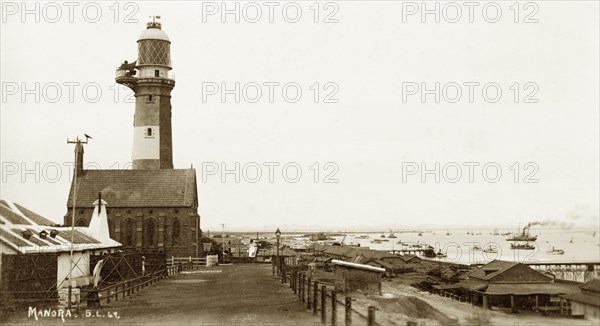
[546,246,565,255]
[483,245,498,253]
[569,236,574,244]
[388,229,397,238]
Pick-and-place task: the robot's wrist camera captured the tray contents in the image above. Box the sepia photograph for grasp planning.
[1,1,599,325]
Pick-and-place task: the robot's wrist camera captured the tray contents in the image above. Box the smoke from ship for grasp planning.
[525,205,596,231]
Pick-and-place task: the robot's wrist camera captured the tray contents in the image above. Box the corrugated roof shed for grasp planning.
[1,200,57,226]
[0,199,120,254]
[562,292,600,307]
[316,244,415,264]
[467,260,553,285]
[468,260,520,280]
[1,203,32,225]
[363,258,396,270]
[581,279,600,293]
[13,202,56,226]
[66,169,197,208]
[485,283,578,295]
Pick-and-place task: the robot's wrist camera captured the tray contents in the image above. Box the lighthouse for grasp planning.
[116,17,175,170]
[66,18,200,258]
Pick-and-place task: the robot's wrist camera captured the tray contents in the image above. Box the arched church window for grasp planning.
[123,218,135,247]
[107,218,115,239]
[172,218,181,247]
[145,219,156,248]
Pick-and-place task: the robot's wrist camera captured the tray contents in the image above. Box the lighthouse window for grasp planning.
[146,128,153,136]
[147,95,153,102]
[155,70,160,77]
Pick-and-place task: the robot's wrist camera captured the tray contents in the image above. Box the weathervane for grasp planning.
[66,133,92,145]
[147,15,162,29]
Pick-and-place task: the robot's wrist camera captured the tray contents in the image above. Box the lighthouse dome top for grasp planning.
[138,21,170,42]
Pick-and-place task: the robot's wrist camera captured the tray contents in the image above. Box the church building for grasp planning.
[64,18,200,258]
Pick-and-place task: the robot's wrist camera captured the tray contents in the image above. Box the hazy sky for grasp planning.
[1,1,599,231]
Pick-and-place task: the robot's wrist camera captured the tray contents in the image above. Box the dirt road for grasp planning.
[4,264,322,326]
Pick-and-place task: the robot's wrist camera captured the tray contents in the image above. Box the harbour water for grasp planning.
[327,227,600,265]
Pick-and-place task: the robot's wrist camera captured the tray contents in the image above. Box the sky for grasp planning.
[1,1,599,231]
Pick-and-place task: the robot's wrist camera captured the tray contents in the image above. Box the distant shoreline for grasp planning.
[204,226,600,234]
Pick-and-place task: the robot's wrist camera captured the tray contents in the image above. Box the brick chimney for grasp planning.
[74,141,84,177]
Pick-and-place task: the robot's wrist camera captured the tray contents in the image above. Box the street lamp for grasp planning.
[275,227,281,274]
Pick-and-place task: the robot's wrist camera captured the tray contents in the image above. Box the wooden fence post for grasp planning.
[313,282,318,315]
[294,272,300,300]
[321,285,326,323]
[307,278,312,309]
[367,306,376,326]
[345,297,352,326]
[331,290,337,326]
[301,274,305,302]
[292,270,296,293]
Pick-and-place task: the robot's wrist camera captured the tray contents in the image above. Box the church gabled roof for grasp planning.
[66,169,198,208]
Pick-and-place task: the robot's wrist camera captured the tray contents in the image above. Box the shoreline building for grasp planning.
[1,199,120,299]
[64,18,200,258]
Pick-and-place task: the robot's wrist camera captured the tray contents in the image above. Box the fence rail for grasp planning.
[275,259,379,326]
[167,256,207,267]
[4,262,196,308]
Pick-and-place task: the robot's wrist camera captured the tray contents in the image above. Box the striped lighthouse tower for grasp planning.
[116,17,175,169]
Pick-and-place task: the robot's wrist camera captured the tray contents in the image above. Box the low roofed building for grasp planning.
[312,244,421,276]
[333,259,385,295]
[561,279,600,320]
[1,199,120,303]
[433,260,580,313]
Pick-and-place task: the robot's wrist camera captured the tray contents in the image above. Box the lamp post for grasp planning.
[219,223,226,263]
[275,227,281,274]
